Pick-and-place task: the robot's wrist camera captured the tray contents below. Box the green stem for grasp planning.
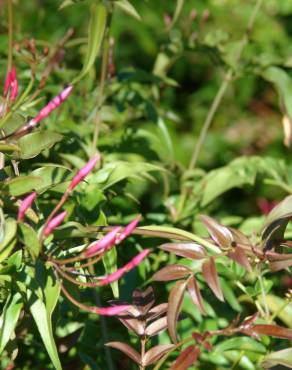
[178,0,264,217]
[257,263,270,319]
[92,28,110,154]
[7,0,13,73]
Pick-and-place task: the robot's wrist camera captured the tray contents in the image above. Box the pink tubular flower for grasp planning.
[115,215,141,244]
[17,192,37,221]
[68,154,100,191]
[29,85,73,126]
[84,227,121,258]
[3,67,18,102]
[94,305,131,316]
[98,249,150,286]
[44,211,67,236]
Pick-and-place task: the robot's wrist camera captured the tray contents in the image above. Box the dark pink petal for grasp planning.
[30,85,73,126]
[84,227,121,257]
[68,154,100,190]
[116,215,141,244]
[3,67,18,101]
[95,305,131,316]
[98,249,150,286]
[44,211,67,236]
[18,192,37,221]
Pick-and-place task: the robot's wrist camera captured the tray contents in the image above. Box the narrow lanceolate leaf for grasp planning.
[170,345,200,370]
[262,348,292,369]
[147,303,168,321]
[228,247,251,272]
[145,316,168,337]
[0,293,23,354]
[27,267,62,370]
[159,243,206,260]
[251,325,292,340]
[269,258,292,271]
[187,276,206,315]
[152,264,192,282]
[167,280,187,343]
[74,3,107,82]
[132,286,155,316]
[106,342,141,365]
[142,344,175,366]
[114,0,141,21]
[200,215,233,248]
[170,0,185,29]
[202,257,224,302]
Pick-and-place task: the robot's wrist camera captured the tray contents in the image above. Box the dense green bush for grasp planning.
[0,0,291,369]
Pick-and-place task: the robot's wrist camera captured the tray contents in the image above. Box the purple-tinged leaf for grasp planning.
[167,280,187,343]
[202,257,224,302]
[159,243,206,260]
[200,215,233,248]
[270,258,292,271]
[228,247,251,272]
[251,325,292,340]
[170,345,200,370]
[229,227,251,246]
[118,316,144,336]
[142,344,175,366]
[187,276,206,315]
[132,286,155,316]
[152,264,192,282]
[106,342,141,364]
[146,303,168,322]
[145,316,168,337]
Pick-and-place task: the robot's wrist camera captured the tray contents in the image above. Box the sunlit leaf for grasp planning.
[187,275,206,315]
[202,257,224,302]
[167,280,187,343]
[145,316,167,337]
[262,347,292,369]
[159,243,206,260]
[114,0,141,21]
[200,215,233,248]
[142,344,175,366]
[152,264,192,282]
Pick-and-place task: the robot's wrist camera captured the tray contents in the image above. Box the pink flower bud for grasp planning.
[94,305,131,316]
[68,154,100,190]
[98,249,150,286]
[163,12,172,27]
[84,227,121,258]
[115,216,141,244]
[3,67,18,102]
[18,192,37,221]
[44,211,67,236]
[124,249,150,271]
[30,85,73,126]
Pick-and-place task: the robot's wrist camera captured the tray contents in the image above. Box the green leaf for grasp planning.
[220,279,242,312]
[115,0,141,21]
[4,176,43,196]
[0,293,23,354]
[214,337,266,354]
[74,2,107,82]
[0,143,20,153]
[19,223,41,259]
[262,347,292,369]
[102,246,119,298]
[27,263,62,370]
[17,131,63,159]
[201,157,259,206]
[0,218,17,252]
[170,0,185,28]
[31,165,71,192]
[261,66,292,120]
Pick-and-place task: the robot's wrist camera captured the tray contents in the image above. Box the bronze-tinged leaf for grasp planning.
[187,276,206,315]
[118,316,145,336]
[228,247,251,272]
[200,215,233,248]
[106,342,141,364]
[145,316,168,337]
[202,257,224,302]
[270,258,292,271]
[251,325,292,340]
[146,303,168,322]
[167,280,187,343]
[133,286,155,315]
[152,264,192,282]
[229,227,251,246]
[159,243,206,260]
[170,345,200,370]
[142,344,175,366]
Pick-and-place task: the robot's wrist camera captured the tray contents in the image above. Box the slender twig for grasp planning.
[177,0,264,217]
[92,26,111,153]
[7,0,13,73]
